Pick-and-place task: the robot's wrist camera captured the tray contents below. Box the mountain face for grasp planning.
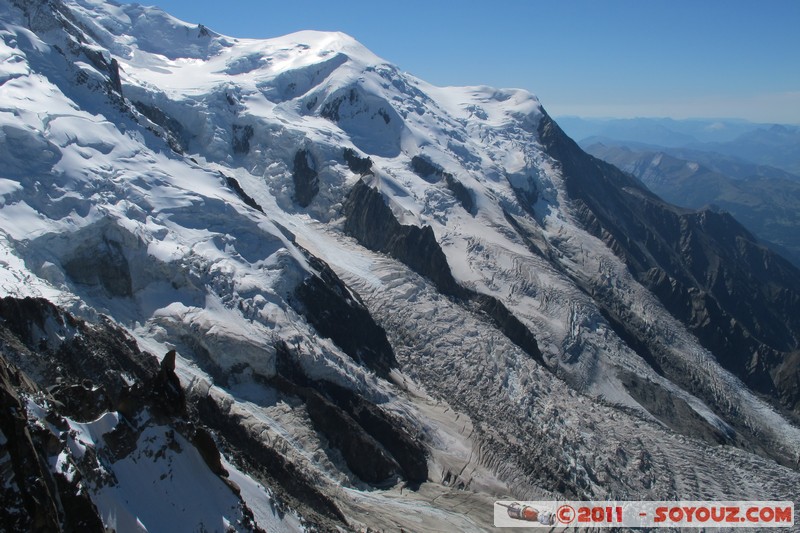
[1,0,799,531]
[584,142,800,268]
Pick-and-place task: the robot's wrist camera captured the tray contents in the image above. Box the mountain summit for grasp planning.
[1,0,799,530]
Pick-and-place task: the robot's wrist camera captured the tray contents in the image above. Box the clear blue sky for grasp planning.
[121,0,800,123]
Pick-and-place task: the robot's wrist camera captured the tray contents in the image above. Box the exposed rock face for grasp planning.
[343,178,462,296]
[411,155,475,213]
[293,148,320,207]
[444,174,476,215]
[195,391,348,528]
[108,58,122,94]
[293,252,397,377]
[0,297,156,398]
[232,124,254,154]
[321,88,392,127]
[470,294,543,364]
[133,101,187,152]
[50,382,112,423]
[317,381,428,484]
[0,298,258,531]
[222,173,264,213]
[0,312,111,531]
[583,142,800,268]
[410,155,444,183]
[151,350,187,418]
[190,427,227,478]
[72,41,123,98]
[0,355,69,532]
[538,111,800,416]
[508,180,538,217]
[343,179,543,363]
[343,147,373,175]
[304,389,399,483]
[271,344,428,486]
[320,88,354,122]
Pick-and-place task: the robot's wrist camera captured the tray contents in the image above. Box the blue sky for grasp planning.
[122,0,800,123]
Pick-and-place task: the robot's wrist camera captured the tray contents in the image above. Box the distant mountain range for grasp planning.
[566,117,800,267]
[697,124,800,176]
[584,142,800,267]
[560,117,800,176]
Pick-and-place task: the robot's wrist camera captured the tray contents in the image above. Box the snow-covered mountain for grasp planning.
[1,0,799,531]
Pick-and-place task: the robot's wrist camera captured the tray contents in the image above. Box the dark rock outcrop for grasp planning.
[343,147,373,175]
[66,31,124,100]
[0,297,164,428]
[191,427,227,478]
[271,344,428,486]
[292,149,319,207]
[50,382,112,423]
[343,179,543,363]
[221,173,264,213]
[0,352,105,532]
[304,389,399,484]
[318,381,428,484]
[343,178,462,297]
[51,471,106,533]
[410,155,444,182]
[133,101,187,152]
[470,294,542,364]
[411,155,475,213]
[509,180,538,218]
[0,297,158,401]
[320,88,357,122]
[196,393,348,526]
[151,350,187,418]
[293,252,397,377]
[108,58,122,94]
[101,417,140,462]
[232,124,254,154]
[444,174,476,214]
[0,356,61,532]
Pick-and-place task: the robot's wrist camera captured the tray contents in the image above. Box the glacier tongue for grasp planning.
[1,0,799,531]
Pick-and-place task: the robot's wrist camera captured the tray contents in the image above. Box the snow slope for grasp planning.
[1,0,799,530]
